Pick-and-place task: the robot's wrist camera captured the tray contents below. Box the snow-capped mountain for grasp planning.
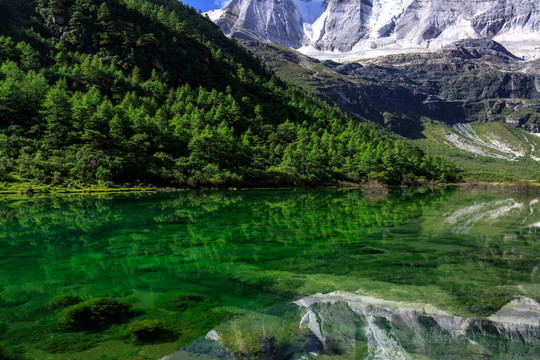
[207,0,540,60]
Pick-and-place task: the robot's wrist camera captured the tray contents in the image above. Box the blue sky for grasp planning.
[180,0,228,12]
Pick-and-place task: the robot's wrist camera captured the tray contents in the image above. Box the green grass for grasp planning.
[413,119,540,181]
[244,42,347,92]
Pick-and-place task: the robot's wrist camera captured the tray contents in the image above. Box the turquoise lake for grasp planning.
[0,188,538,359]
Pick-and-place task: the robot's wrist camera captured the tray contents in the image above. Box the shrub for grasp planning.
[361,181,389,194]
[60,298,130,330]
[128,320,164,343]
[48,294,82,310]
[221,329,264,359]
[514,180,536,193]
[264,166,301,186]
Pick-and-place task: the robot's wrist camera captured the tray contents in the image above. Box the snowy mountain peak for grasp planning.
[207,0,540,61]
[368,0,413,37]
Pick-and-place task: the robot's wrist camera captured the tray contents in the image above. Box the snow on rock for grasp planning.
[292,0,328,42]
[208,0,540,61]
[368,0,414,38]
[206,8,224,22]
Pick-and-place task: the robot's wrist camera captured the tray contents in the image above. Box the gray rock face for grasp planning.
[443,38,521,60]
[208,0,540,60]
[210,0,305,47]
[242,38,540,135]
[313,0,373,53]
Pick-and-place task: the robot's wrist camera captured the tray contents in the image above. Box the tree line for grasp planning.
[0,0,460,187]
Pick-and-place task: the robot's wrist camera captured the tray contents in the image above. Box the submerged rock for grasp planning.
[161,338,236,360]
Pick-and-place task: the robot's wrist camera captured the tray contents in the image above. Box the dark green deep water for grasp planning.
[0,189,538,359]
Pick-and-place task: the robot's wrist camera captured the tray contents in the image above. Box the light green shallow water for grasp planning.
[0,188,538,359]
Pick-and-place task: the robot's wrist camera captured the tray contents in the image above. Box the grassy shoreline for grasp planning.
[0,184,158,196]
[1,179,540,198]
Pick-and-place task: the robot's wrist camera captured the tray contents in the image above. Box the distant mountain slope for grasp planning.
[0,0,457,188]
[243,38,540,130]
[208,0,540,61]
[240,38,540,180]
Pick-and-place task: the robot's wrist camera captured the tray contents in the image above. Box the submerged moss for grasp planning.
[48,295,82,310]
[60,298,131,330]
[0,321,5,337]
[156,293,209,312]
[38,332,98,353]
[128,320,165,343]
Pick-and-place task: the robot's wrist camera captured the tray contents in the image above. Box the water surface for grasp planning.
[0,189,538,359]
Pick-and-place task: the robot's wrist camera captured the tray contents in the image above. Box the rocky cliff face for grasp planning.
[208,0,540,60]
[209,0,305,47]
[330,39,540,129]
[242,38,540,135]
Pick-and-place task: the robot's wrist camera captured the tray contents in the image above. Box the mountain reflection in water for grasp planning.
[169,292,540,359]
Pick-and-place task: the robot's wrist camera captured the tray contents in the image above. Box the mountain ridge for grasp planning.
[0,0,457,190]
[208,0,540,61]
[239,37,540,180]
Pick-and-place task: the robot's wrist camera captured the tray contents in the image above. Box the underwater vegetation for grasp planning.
[60,298,131,330]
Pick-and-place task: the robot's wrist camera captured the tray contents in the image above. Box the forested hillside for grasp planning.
[0,0,459,187]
